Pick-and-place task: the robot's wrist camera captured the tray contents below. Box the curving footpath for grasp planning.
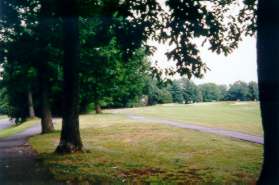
[127,114,263,144]
[0,120,63,185]
[0,119,15,130]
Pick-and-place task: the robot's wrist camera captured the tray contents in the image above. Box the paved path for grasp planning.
[0,119,14,130]
[127,114,263,144]
[0,123,63,185]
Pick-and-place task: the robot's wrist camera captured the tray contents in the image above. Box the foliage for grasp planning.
[248,81,259,101]
[168,81,184,103]
[199,83,222,102]
[225,81,250,101]
[144,77,173,105]
[143,79,259,105]
[179,78,202,103]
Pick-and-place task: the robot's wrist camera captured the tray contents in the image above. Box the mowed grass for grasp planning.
[112,102,262,136]
[0,118,39,138]
[29,113,262,185]
[0,115,8,120]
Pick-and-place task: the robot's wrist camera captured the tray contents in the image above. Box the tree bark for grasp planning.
[27,90,35,118]
[257,0,279,184]
[40,82,54,133]
[55,1,82,153]
[38,0,54,134]
[80,97,90,114]
[95,100,102,114]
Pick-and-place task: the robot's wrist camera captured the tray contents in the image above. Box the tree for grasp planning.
[79,16,149,112]
[144,77,172,105]
[0,0,57,131]
[0,0,37,122]
[168,81,184,103]
[199,83,221,102]
[225,81,249,101]
[37,0,55,133]
[218,85,227,101]
[179,78,201,103]
[55,0,82,153]
[108,50,150,108]
[256,0,279,184]
[248,81,259,101]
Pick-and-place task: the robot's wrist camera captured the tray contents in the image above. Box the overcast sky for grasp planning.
[150,36,257,85]
[152,0,257,85]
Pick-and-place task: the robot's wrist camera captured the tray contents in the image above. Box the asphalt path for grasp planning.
[127,114,263,144]
[0,119,14,130]
[0,122,63,185]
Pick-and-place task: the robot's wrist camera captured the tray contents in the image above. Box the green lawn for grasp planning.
[29,113,262,185]
[0,115,8,120]
[112,102,262,136]
[0,118,39,138]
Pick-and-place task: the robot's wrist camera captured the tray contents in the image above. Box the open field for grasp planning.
[29,110,262,185]
[112,102,262,136]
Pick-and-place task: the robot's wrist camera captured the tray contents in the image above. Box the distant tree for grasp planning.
[144,78,172,105]
[225,81,249,101]
[179,78,201,103]
[199,83,221,102]
[168,81,184,103]
[144,78,161,105]
[158,89,173,104]
[248,81,259,101]
[218,85,228,101]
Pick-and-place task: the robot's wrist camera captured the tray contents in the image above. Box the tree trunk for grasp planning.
[41,82,54,133]
[55,7,82,153]
[257,0,279,184]
[27,90,35,118]
[80,97,90,114]
[95,100,102,114]
[38,0,54,134]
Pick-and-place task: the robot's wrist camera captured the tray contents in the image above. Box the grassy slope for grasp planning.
[0,115,8,120]
[0,119,39,138]
[29,113,262,185]
[113,102,262,136]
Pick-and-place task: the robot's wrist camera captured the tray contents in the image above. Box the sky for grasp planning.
[150,37,257,86]
[151,0,257,86]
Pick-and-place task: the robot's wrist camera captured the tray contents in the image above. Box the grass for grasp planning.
[0,115,8,120]
[0,118,39,138]
[29,113,262,185]
[111,102,262,136]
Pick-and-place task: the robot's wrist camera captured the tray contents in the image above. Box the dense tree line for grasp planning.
[145,79,259,105]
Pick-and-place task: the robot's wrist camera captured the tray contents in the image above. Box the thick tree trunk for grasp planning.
[55,12,82,153]
[38,0,54,134]
[40,80,54,134]
[27,90,35,118]
[257,0,279,184]
[95,101,102,114]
